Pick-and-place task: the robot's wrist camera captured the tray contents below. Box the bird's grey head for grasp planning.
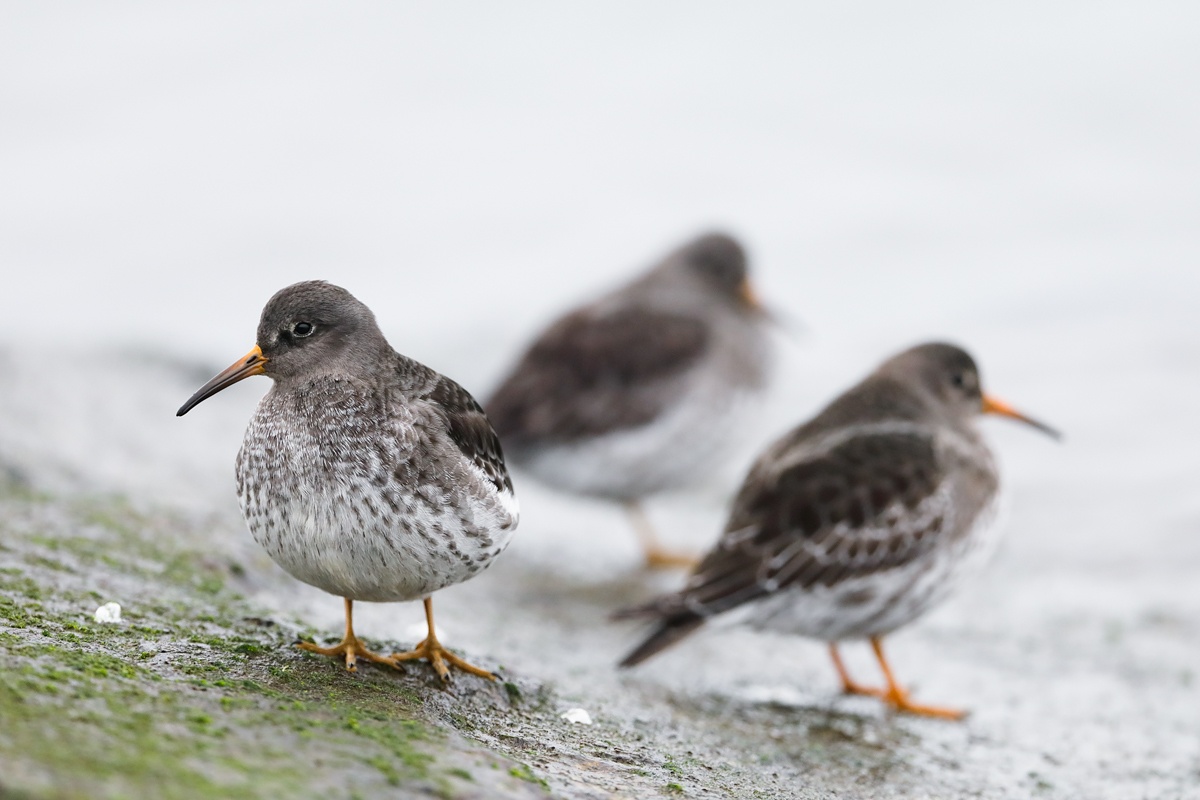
[176,280,389,416]
[884,343,985,417]
[663,232,762,314]
[255,280,387,381]
[880,342,1059,438]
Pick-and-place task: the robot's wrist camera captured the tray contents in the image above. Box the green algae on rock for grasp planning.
[0,487,546,800]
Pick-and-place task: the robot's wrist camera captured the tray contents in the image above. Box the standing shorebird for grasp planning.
[177,281,518,681]
[615,342,1058,718]
[486,232,772,568]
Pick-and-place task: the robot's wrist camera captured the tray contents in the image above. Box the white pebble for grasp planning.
[560,708,593,725]
[93,602,122,624]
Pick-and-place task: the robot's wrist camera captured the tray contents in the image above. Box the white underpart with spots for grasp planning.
[236,381,517,603]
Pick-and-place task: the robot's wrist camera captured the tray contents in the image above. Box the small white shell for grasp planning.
[93,602,122,624]
[560,708,593,725]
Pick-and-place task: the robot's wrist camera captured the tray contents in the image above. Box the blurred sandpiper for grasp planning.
[178,280,518,681]
[616,342,1058,718]
[486,232,772,568]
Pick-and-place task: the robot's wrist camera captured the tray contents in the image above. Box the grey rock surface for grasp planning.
[1,344,1197,799]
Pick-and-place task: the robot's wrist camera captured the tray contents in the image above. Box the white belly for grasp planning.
[520,375,760,499]
[235,401,517,603]
[242,480,513,602]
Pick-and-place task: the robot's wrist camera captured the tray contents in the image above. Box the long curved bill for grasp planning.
[176,345,268,416]
[982,393,1061,440]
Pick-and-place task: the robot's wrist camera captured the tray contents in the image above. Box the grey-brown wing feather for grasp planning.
[486,306,708,447]
[427,375,514,495]
[642,430,949,620]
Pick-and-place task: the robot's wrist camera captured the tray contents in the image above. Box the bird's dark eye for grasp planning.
[950,373,966,389]
[292,322,314,338]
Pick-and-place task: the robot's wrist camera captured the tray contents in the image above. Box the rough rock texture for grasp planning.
[1,348,1198,799]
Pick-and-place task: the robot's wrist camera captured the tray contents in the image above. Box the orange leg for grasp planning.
[296,598,399,673]
[625,501,698,570]
[828,642,886,697]
[390,597,496,683]
[868,637,967,720]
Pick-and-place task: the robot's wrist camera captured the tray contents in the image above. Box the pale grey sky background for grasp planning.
[2,4,1196,375]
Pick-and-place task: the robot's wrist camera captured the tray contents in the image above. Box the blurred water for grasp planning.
[1,4,1198,797]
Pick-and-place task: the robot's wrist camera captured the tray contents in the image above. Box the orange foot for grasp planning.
[296,634,399,673]
[625,501,699,571]
[868,637,967,720]
[391,636,496,683]
[829,640,967,720]
[839,679,888,699]
[391,597,497,683]
[877,684,966,721]
[643,546,700,571]
[295,597,401,673]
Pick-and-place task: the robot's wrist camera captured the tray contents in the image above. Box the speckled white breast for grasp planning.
[235,384,518,603]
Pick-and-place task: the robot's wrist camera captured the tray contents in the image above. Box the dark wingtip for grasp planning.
[609,603,654,623]
[617,638,661,669]
[616,612,706,669]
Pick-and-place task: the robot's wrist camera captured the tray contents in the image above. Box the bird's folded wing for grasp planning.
[486,306,708,445]
[427,375,514,496]
[645,430,951,619]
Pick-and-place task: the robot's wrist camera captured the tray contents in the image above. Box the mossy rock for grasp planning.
[0,489,552,799]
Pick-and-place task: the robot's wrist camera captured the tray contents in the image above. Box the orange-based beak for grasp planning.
[739,277,794,330]
[982,393,1061,440]
[176,345,268,416]
[738,278,763,311]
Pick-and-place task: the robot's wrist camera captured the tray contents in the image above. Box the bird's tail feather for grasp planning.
[616,611,706,668]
